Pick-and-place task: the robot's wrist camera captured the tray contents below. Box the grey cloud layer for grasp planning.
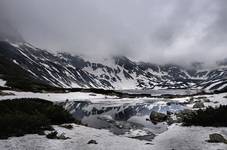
[1,0,227,65]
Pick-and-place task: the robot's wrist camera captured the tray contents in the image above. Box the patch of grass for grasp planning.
[182,105,227,127]
[0,98,75,139]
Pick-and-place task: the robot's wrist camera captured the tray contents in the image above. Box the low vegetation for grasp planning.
[0,98,75,139]
[182,105,227,127]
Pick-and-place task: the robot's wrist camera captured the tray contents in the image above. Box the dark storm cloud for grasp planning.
[1,0,227,65]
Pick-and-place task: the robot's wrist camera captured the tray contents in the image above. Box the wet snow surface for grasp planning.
[1,89,227,149]
[0,124,227,150]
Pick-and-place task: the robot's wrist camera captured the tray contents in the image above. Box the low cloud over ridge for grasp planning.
[1,0,227,66]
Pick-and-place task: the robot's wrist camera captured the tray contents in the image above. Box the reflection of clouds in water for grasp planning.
[65,99,185,138]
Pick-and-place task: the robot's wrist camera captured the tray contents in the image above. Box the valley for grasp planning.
[1,41,227,150]
[1,1,227,149]
[0,87,227,149]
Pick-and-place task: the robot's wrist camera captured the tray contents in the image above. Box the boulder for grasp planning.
[46,131,70,140]
[167,111,173,115]
[193,102,205,108]
[203,98,211,103]
[58,133,70,140]
[46,131,58,139]
[60,124,73,129]
[208,133,227,144]
[188,97,194,103]
[87,140,98,144]
[166,117,175,125]
[149,111,167,124]
[89,94,97,96]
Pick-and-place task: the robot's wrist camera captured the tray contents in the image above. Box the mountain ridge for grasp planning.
[0,40,227,91]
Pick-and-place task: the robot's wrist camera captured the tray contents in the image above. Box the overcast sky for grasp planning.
[1,0,227,65]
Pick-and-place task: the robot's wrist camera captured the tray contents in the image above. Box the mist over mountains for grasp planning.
[1,2,227,150]
[1,0,227,66]
[0,6,24,43]
[0,39,227,91]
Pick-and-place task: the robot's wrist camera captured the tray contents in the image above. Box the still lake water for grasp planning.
[63,89,194,140]
[119,89,201,96]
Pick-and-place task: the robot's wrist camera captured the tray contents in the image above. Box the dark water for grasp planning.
[119,89,201,96]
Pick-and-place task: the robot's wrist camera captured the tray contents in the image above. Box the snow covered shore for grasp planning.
[0,124,151,150]
[0,124,226,150]
[151,124,227,150]
[1,91,227,149]
[0,90,118,102]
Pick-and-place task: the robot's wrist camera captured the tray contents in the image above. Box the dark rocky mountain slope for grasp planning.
[0,41,227,91]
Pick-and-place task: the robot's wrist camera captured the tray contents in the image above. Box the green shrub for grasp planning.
[182,105,227,127]
[0,98,75,139]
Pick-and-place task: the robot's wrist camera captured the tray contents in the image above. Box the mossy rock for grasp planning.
[208,133,227,144]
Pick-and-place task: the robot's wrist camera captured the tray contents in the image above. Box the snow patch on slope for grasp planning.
[0,79,6,87]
